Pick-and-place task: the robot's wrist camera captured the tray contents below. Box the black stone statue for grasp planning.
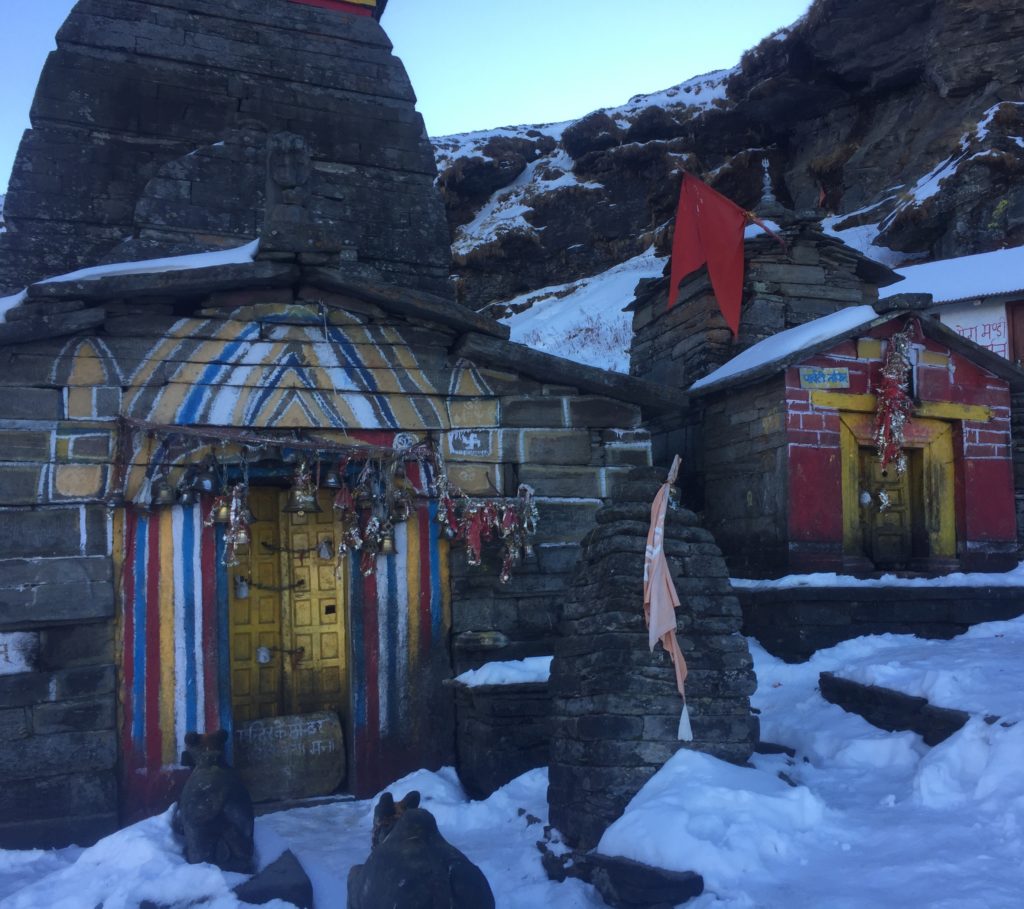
[171,729,255,874]
[348,791,495,909]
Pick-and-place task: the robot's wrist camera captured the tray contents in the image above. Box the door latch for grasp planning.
[256,645,306,665]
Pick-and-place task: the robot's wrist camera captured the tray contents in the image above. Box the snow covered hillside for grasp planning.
[432,0,1024,374]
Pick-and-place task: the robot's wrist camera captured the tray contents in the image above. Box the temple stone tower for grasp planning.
[0,0,449,297]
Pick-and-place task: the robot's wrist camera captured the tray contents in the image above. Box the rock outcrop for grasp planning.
[434,0,1024,311]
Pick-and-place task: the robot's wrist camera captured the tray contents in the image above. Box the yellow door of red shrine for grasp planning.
[228,488,348,722]
[858,447,922,569]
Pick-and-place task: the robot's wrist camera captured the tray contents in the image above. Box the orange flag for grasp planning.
[668,173,749,336]
[643,455,692,741]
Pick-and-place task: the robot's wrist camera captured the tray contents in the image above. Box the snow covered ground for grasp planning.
[4,613,1023,908]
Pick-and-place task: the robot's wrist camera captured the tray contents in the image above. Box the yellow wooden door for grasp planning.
[859,448,917,568]
[282,489,349,716]
[229,487,348,721]
[229,488,285,722]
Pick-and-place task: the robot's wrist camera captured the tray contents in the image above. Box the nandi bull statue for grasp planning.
[171,729,255,874]
[348,789,495,909]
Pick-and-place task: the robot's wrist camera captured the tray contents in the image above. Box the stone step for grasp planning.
[817,672,1002,746]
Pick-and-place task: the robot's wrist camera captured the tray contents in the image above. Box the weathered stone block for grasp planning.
[568,397,642,429]
[0,729,117,781]
[519,430,594,466]
[518,465,603,498]
[0,388,62,420]
[32,696,115,735]
[501,396,566,428]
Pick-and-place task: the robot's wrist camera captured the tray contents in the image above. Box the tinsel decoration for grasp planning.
[873,325,915,477]
[219,483,251,567]
[433,446,540,583]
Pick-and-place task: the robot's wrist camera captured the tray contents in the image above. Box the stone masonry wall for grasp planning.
[0,0,451,296]
[629,221,886,393]
[699,376,790,577]
[0,506,118,849]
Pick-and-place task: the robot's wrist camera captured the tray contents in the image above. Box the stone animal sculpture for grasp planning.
[171,729,255,873]
[372,789,421,847]
[348,791,495,909]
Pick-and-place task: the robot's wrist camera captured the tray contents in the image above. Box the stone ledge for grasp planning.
[738,585,1024,662]
[819,672,977,746]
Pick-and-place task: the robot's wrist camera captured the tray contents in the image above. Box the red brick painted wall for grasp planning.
[784,319,1016,570]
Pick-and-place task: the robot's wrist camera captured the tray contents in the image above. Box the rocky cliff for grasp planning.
[435,0,1024,313]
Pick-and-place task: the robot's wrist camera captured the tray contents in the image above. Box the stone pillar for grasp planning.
[548,468,758,850]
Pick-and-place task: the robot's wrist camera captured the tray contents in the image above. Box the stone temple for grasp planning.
[3,0,753,851]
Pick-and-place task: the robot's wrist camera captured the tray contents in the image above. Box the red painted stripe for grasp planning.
[201,501,219,731]
[121,512,138,766]
[145,515,162,770]
[288,0,373,16]
[418,505,432,658]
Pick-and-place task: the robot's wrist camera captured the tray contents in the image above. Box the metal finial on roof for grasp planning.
[760,157,778,207]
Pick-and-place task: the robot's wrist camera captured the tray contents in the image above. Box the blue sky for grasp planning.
[0,0,811,192]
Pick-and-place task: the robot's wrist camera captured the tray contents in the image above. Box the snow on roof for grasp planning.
[690,304,878,392]
[0,289,26,324]
[37,239,260,286]
[453,655,552,687]
[879,244,1024,304]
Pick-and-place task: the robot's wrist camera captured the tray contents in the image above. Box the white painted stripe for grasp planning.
[172,507,187,757]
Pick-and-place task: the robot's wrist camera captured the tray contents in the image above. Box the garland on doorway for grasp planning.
[873,324,915,477]
[113,418,540,583]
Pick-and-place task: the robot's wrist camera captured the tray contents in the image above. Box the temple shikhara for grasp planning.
[0,0,1021,880]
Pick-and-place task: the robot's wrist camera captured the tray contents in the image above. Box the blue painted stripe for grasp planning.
[428,501,443,643]
[215,525,233,761]
[177,325,259,423]
[245,352,310,422]
[328,327,398,427]
[182,509,197,734]
[350,552,366,728]
[132,515,148,745]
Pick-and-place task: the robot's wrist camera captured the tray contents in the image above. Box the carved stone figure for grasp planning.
[348,793,495,909]
[266,132,312,224]
[171,730,255,874]
[371,789,421,847]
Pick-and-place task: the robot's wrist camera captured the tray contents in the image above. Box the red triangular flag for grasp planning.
[668,173,749,336]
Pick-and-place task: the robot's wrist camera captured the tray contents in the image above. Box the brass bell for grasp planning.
[212,497,232,524]
[177,486,197,507]
[193,466,218,493]
[233,525,251,547]
[283,487,322,515]
[150,476,177,508]
[380,531,395,556]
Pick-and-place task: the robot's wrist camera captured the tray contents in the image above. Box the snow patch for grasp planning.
[37,240,260,286]
[454,656,552,687]
[501,246,667,373]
